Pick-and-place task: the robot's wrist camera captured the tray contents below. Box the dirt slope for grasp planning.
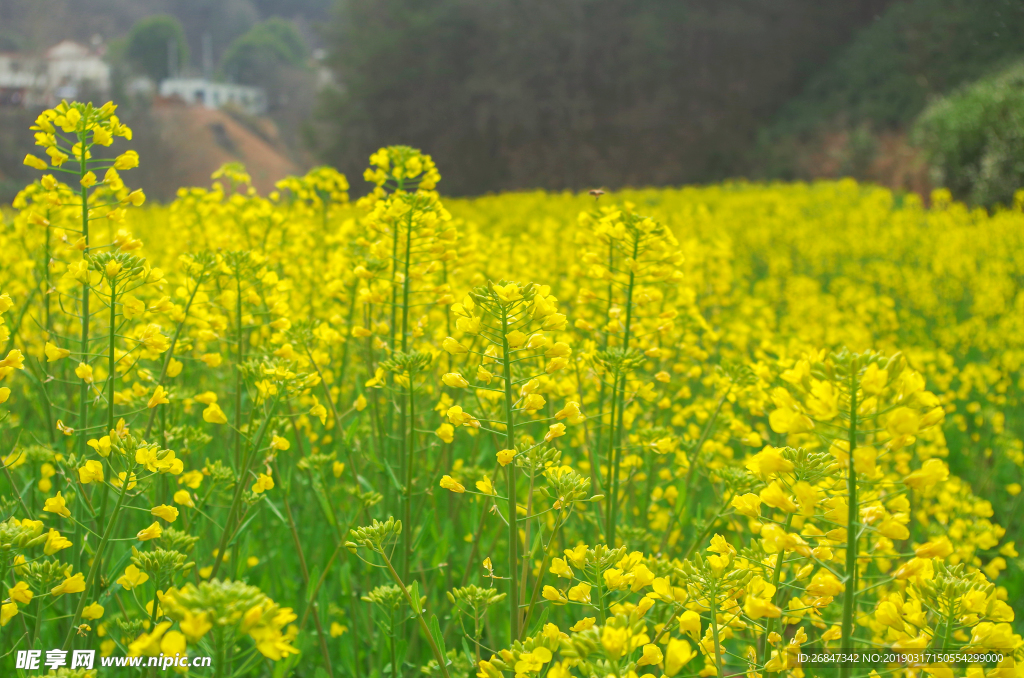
[131,99,300,200]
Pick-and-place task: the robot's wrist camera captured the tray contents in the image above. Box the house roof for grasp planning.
[45,40,98,60]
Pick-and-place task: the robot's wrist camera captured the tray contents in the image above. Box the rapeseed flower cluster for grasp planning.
[0,101,1020,678]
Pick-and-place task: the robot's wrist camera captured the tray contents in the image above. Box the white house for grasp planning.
[158,78,267,116]
[45,40,111,101]
[0,40,110,108]
[0,40,267,117]
[0,52,46,106]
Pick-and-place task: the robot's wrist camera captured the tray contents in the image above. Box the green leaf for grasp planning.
[263,496,288,525]
[381,456,404,492]
[431,519,451,564]
[306,564,321,602]
[272,651,302,678]
[527,604,550,638]
[429,613,449,666]
[228,511,264,547]
[395,639,409,672]
[312,484,337,528]
[407,580,421,613]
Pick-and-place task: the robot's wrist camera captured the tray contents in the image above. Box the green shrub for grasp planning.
[220,18,307,85]
[913,62,1024,207]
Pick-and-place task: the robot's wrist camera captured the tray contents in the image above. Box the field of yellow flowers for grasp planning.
[0,101,1021,678]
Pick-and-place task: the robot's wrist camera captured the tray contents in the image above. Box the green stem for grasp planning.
[521,516,566,633]
[389,225,399,359]
[336,279,359,402]
[399,208,415,580]
[214,626,227,678]
[500,309,519,642]
[350,589,364,678]
[149,576,160,625]
[608,373,626,546]
[518,467,536,603]
[390,626,398,678]
[659,389,730,554]
[77,132,90,464]
[62,462,133,650]
[607,234,638,548]
[1,442,31,516]
[710,593,725,678]
[604,373,618,541]
[457,499,490,589]
[2,286,39,357]
[839,367,859,678]
[402,380,415,581]
[363,304,385,478]
[31,595,43,648]
[304,344,362,478]
[680,497,731,563]
[272,461,336,677]
[760,513,793,677]
[298,545,343,631]
[233,273,244,469]
[106,279,117,432]
[209,397,279,580]
[379,549,452,678]
[938,603,955,652]
[400,211,413,352]
[144,269,206,438]
[44,223,52,336]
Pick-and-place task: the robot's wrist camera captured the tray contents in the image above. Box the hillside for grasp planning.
[0,102,299,203]
[754,0,1024,185]
[129,100,299,200]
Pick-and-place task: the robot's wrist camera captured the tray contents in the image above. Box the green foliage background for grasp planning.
[221,18,308,85]
[125,15,190,83]
[315,0,891,195]
[913,62,1024,207]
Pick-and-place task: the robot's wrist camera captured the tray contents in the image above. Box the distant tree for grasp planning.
[168,0,260,68]
[125,14,189,82]
[220,18,307,85]
[913,61,1024,207]
[316,0,891,196]
[256,18,306,63]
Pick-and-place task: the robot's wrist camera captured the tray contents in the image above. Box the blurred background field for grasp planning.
[2,0,1024,204]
